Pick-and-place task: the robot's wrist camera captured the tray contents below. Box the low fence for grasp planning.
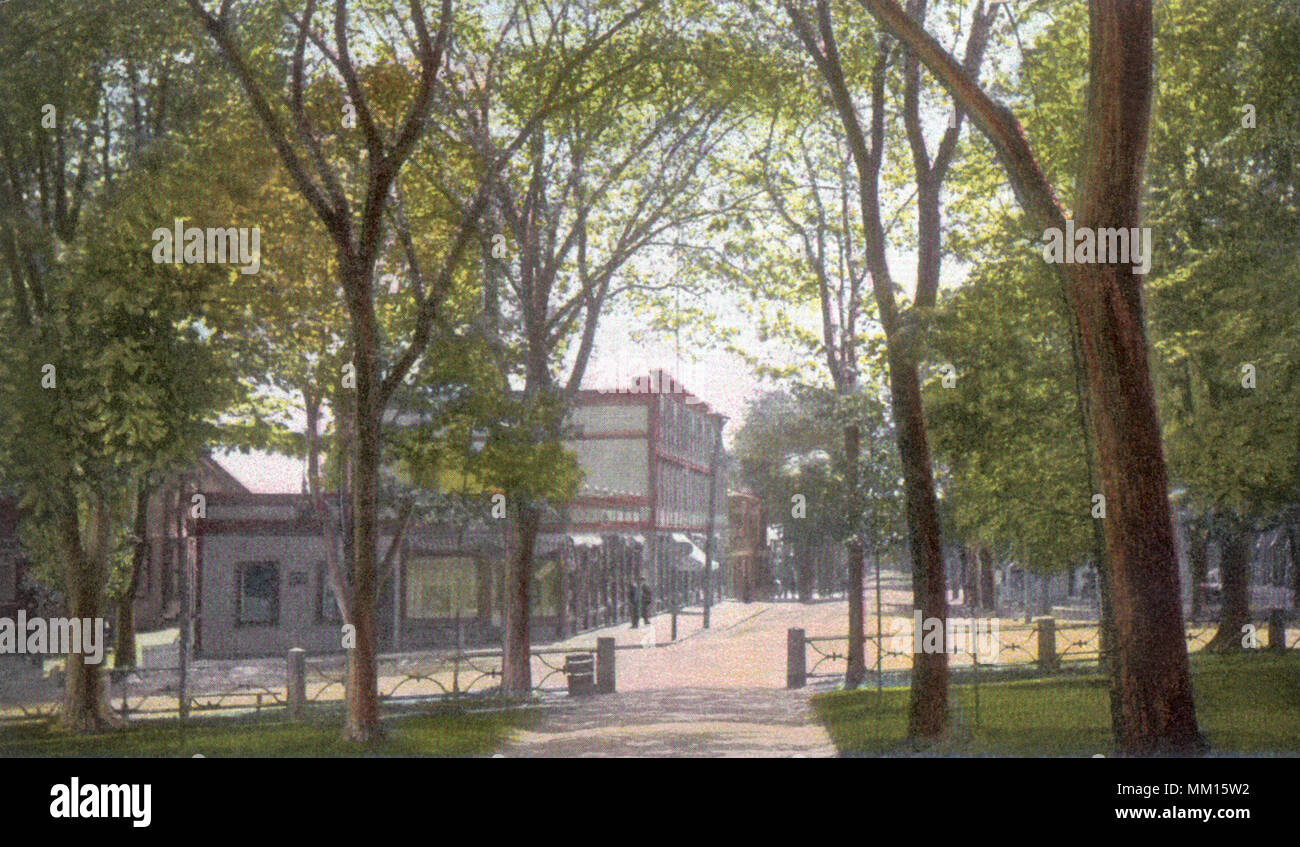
[291,639,622,713]
[787,608,1300,688]
[1,638,626,724]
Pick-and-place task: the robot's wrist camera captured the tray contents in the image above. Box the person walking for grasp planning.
[639,579,653,627]
[628,579,642,629]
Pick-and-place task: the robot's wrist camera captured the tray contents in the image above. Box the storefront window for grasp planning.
[406,556,477,619]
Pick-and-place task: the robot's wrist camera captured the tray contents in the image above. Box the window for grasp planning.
[406,556,477,619]
[317,561,343,623]
[237,562,280,625]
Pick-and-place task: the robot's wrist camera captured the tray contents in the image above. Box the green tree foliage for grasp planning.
[0,0,246,728]
[925,219,1094,575]
[1147,0,1300,523]
[733,385,903,559]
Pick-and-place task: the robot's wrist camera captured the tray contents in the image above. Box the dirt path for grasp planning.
[500,686,836,757]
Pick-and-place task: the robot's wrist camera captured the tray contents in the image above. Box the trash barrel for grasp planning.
[564,652,596,696]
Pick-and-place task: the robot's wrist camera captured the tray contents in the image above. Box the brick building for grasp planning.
[561,369,729,614]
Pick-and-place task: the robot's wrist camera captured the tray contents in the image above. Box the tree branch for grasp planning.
[853,0,1065,233]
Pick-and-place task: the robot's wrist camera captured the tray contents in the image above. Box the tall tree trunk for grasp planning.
[344,450,381,740]
[57,495,118,731]
[961,546,978,609]
[1075,269,1199,751]
[113,479,152,669]
[855,0,1201,754]
[1064,3,1199,752]
[477,558,493,626]
[500,338,560,696]
[845,538,866,686]
[844,424,866,687]
[782,1,959,741]
[1205,528,1250,652]
[114,601,135,670]
[1096,548,1116,674]
[797,540,813,602]
[344,279,383,742]
[502,502,540,694]
[893,359,949,740]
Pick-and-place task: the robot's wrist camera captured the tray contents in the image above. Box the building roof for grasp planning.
[198,454,251,493]
[577,369,728,421]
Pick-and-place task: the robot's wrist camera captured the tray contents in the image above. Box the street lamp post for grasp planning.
[703,421,721,629]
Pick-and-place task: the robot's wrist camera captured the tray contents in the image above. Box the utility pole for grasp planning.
[178,478,191,725]
[670,559,677,641]
[702,420,721,629]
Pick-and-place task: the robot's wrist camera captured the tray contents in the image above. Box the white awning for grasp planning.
[569,533,603,548]
[670,533,717,572]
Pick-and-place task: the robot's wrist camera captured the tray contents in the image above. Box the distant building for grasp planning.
[727,491,769,602]
[190,492,499,657]
[190,370,732,657]
[133,455,248,633]
[560,369,729,614]
[0,454,247,638]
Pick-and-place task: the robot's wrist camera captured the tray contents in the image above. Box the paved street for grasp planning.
[497,576,916,757]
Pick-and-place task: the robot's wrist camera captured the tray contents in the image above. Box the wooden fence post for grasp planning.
[787,628,806,689]
[287,647,306,720]
[597,637,616,694]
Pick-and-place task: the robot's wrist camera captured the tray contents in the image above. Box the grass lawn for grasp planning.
[812,652,1300,756]
[0,703,540,757]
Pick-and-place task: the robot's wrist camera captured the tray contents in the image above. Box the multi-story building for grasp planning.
[559,369,729,614]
